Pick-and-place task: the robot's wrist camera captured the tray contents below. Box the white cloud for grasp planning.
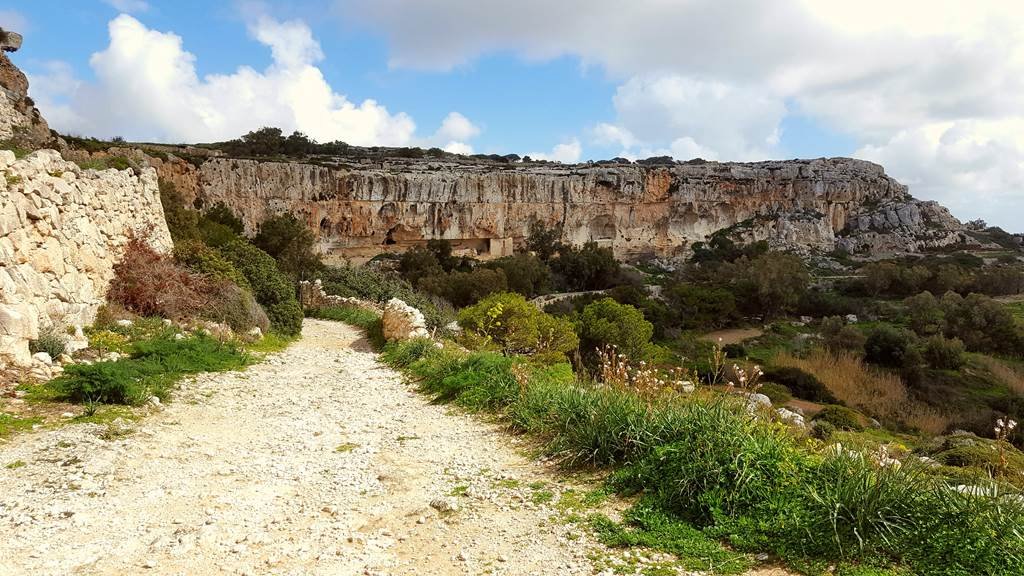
[103,0,150,13]
[338,0,1024,229]
[28,14,478,151]
[528,138,581,163]
[434,111,480,142]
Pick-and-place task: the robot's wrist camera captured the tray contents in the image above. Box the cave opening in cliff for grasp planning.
[383,226,397,245]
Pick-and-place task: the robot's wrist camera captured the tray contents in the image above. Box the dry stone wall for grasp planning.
[0,150,172,365]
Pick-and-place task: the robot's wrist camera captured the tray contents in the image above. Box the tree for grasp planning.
[399,246,443,286]
[551,242,621,291]
[253,213,322,280]
[526,221,563,262]
[744,252,809,318]
[203,202,245,235]
[820,316,866,353]
[575,298,653,362]
[905,291,945,336]
[663,283,738,330]
[484,253,551,298]
[418,268,508,308]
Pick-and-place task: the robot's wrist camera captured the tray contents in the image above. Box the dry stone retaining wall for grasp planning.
[0,149,172,365]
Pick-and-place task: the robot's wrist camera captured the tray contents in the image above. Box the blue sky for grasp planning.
[2,0,1023,230]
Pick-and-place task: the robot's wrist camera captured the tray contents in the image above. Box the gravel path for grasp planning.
[0,320,621,575]
[1,320,794,576]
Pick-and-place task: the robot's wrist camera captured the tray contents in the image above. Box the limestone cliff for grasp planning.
[0,30,53,149]
[153,154,965,262]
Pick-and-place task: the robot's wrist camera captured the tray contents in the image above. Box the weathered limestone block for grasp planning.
[382,298,430,341]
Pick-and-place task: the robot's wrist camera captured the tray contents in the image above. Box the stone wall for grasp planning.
[0,150,172,364]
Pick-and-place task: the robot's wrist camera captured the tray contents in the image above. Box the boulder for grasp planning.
[382,298,430,341]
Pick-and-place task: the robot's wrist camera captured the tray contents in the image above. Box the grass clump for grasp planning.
[0,413,41,438]
[47,333,250,405]
[29,325,67,359]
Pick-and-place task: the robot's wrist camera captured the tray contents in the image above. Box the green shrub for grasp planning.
[398,245,445,285]
[458,292,578,360]
[922,335,966,370]
[380,337,437,368]
[218,241,302,335]
[201,281,269,333]
[864,324,916,368]
[759,382,792,404]
[203,202,245,234]
[763,366,837,403]
[52,333,249,404]
[29,325,67,359]
[575,298,653,362]
[253,213,322,280]
[418,267,508,307]
[173,239,251,291]
[159,179,200,243]
[663,283,738,330]
[812,405,865,431]
[483,253,551,298]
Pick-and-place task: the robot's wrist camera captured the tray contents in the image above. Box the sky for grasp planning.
[2,0,1023,231]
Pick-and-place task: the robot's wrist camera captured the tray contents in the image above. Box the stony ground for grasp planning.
[0,320,791,576]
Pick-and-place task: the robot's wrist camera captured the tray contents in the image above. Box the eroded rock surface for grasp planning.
[152,154,964,262]
[0,33,53,149]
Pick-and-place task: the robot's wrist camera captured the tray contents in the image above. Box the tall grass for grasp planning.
[379,338,1024,575]
[977,355,1024,396]
[774,350,949,434]
[48,333,250,405]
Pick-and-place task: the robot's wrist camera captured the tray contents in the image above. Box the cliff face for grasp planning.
[0,36,53,149]
[158,154,963,261]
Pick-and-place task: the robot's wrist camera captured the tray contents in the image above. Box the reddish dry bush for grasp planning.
[107,235,212,322]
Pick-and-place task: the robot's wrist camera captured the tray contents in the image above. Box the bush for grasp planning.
[29,325,67,359]
[107,235,211,322]
[812,405,865,431]
[252,213,322,280]
[922,335,966,370]
[575,298,653,362]
[864,324,916,368]
[218,241,303,335]
[203,202,245,235]
[759,382,792,404]
[202,281,270,333]
[483,253,551,298]
[458,292,578,360]
[662,283,738,330]
[762,366,837,403]
[173,239,251,291]
[418,267,508,307]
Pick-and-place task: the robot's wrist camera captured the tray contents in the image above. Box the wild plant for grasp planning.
[996,417,1018,478]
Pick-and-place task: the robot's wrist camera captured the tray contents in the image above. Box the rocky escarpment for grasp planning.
[154,153,964,262]
[0,30,53,149]
[0,151,171,365]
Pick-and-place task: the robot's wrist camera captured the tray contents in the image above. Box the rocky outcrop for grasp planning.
[382,298,430,341]
[837,200,968,254]
[0,150,171,365]
[0,31,53,149]
[151,153,960,262]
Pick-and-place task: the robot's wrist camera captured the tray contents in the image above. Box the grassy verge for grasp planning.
[0,413,42,438]
[377,336,1023,576]
[30,332,251,406]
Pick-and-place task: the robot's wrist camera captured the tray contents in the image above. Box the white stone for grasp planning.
[382,298,430,342]
[31,351,52,365]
